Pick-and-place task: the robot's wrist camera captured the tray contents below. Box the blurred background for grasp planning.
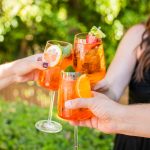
[0,0,149,149]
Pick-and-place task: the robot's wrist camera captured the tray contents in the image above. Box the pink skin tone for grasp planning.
[65,24,150,138]
[0,53,47,90]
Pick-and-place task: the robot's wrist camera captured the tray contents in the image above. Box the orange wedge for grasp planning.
[43,45,62,67]
[75,74,92,98]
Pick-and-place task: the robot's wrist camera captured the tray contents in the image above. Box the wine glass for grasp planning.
[35,40,72,133]
[73,32,106,86]
[58,71,93,149]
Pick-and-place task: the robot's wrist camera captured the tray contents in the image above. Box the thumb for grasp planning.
[93,78,108,91]
[29,53,49,70]
[65,98,93,109]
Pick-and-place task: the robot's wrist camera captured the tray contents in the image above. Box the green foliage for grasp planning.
[0,0,149,65]
[0,0,149,148]
[0,99,114,150]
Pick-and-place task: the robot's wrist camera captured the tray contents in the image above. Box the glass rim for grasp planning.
[46,40,72,46]
[74,32,88,39]
[74,32,102,45]
[61,70,81,75]
[44,40,72,52]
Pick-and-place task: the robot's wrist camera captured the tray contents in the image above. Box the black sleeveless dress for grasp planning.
[114,67,150,150]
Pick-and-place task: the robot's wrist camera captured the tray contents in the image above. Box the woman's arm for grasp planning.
[0,54,47,90]
[0,75,16,90]
[65,92,150,138]
[0,54,43,79]
[94,24,145,101]
[117,104,150,138]
[0,61,17,79]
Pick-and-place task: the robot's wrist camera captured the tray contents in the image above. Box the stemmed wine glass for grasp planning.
[58,71,93,149]
[35,40,72,133]
[73,32,106,85]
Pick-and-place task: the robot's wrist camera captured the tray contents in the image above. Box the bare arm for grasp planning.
[94,24,145,101]
[65,92,150,138]
[0,54,45,90]
[115,103,150,138]
[0,61,17,79]
[0,54,43,79]
[0,75,15,90]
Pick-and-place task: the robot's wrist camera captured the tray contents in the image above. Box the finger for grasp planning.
[78,120,92,128]
[78,121,87,127]
[27,53,48,70]
[85,119,93,128]
[33,70,40,81]
[31,61,48,70]
[69,121,80,126]
[93,79,108,91]
[91,117,98,129]
[65,98,93,109]
[42,62,48,68]
[15,76,30,83]
[34,53,43,60]
[37,56,42,61]
[92,91,100,96]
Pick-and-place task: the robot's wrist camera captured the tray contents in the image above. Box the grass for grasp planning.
[0,98,114,150]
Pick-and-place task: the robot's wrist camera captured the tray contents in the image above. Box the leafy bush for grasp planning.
[0,0,149,66]
[0,99,114,150]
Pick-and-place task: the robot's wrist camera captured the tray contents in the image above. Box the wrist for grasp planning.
[8,75,17,84]
[113,105,135,135]
[107,103,127,134]
[11,59,21,75]
[100,100,125,134]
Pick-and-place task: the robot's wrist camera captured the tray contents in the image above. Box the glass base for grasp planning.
[35,120,62,133]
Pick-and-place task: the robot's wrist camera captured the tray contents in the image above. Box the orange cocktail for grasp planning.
[38,40,73,91]
[38,66,61,90]
[58,71,93,121]
[73,28,106,85]
[35,40,72,133]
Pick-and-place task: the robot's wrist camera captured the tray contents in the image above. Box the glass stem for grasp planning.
[48,90,55,123]
[74,126,78,150]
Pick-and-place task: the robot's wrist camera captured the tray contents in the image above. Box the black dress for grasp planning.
[114,67,150,150]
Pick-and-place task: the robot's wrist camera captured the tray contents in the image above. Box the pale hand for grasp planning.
[13,54,47,82]
[65,92,121,134]
[93,78,109,92]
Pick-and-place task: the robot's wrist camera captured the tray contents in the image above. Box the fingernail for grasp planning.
[37,57,42,61]
[65,101,72,108]
[93,87,96,90]
[43,62,48,68]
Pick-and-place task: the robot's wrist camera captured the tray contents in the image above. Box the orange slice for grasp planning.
[75,74,92,98]
[43,45,62,67]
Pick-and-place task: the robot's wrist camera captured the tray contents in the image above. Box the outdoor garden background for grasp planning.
[0,0,149,150]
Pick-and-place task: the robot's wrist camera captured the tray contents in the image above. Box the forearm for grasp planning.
[104,53,135,101]
[115,104,150,138]
[0,75,16,90]
[0,60,19,78]
[101,26,145,101]
[102,83,118,101]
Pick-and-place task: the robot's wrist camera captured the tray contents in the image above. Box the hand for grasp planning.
[65,92,122,134]
[93,78,117,100]
[13,54,48,83]
[93,78,109,92]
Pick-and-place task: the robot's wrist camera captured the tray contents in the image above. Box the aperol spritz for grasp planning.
[73,26,106,86]
[58,71,93,121]
[35,40,72,133]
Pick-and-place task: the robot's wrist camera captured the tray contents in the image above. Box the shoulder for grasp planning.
[124,24,145,40]
[128,24,145,32]
[119,24,145,50]
[122,24,146,59]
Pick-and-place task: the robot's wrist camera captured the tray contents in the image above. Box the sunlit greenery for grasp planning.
[0,99,114,150]
[0,0,149,65]
[0,0,149,149]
